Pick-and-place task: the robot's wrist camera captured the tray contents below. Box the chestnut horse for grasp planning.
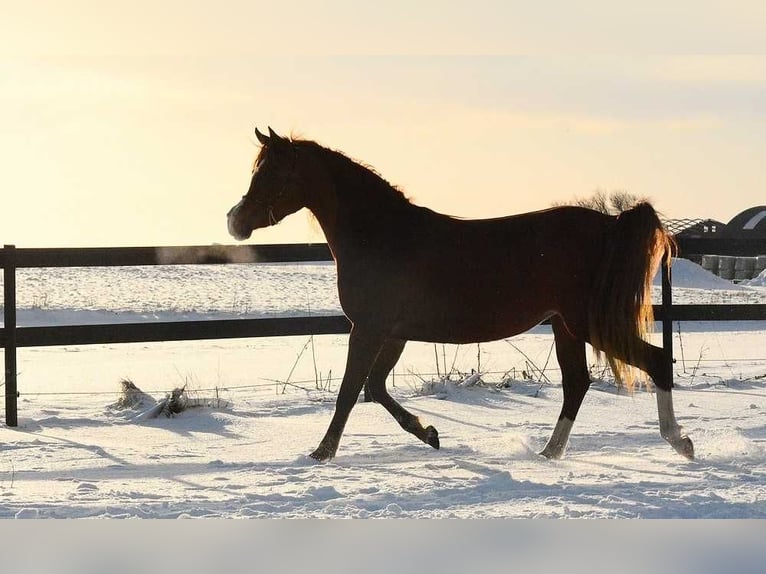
[227,128,694,462]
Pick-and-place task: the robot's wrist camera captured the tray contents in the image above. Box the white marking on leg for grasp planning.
[656,387,681,440]
[541,417,573,459]
[656,387,694,459]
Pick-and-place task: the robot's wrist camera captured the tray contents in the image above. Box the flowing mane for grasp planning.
[293,139,413,208]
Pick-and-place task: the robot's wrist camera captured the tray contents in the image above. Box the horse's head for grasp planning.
[227,127,307,241]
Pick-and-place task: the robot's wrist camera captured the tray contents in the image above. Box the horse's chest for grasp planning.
[335,263,407,322]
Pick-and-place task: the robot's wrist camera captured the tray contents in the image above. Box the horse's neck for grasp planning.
[307,201,340,254]
[306,153,414,255]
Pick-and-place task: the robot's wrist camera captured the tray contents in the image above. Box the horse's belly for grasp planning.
[391,302,553,344]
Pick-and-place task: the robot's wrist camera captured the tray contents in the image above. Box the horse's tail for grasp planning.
[589,202,675,391]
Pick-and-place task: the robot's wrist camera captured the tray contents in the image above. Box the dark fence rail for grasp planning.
[654,304,766,322]
[2,238,766,427]
[0,243,334,268]
[10,316,352,348]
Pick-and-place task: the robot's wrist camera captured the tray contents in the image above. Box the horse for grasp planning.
[227,127,694,462]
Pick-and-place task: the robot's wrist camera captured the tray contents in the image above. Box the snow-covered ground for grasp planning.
[1,258,765,518]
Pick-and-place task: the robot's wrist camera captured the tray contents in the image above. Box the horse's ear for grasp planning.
[255,127,269,145]
[268,127,283,141]
[267,127,292,154]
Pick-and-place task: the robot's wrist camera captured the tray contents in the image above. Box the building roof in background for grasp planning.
[663,218,726,237]
[663,206,766,238]
[724,206,766,238]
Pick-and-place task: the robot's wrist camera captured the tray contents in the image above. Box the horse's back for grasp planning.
[428,206,609,261]
[417,206,611,290]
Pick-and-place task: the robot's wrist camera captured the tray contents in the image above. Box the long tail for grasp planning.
[588,202,675,391]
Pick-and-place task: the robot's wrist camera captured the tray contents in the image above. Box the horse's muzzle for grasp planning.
[227,201,253,241]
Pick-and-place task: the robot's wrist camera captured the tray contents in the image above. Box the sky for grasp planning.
[1,2,765,247]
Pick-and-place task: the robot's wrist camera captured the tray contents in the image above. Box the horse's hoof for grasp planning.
[425,425,440,450]
[673,435,694,460]
[309,444,336,462]
[539,446,563,460]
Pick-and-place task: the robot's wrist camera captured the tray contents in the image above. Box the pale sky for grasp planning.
[2,2,765,247]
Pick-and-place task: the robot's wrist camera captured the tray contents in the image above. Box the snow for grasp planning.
[653,257,751,291]
[1,259,765,518]
[745,268,766,287]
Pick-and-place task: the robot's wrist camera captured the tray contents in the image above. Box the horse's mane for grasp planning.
[292,139,412,207]
[252,145,267,172]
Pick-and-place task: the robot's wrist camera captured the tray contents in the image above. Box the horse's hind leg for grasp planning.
[366,338,440,449]
[629,340,694,459]
[540,317,591,459]
[310,327,384,462]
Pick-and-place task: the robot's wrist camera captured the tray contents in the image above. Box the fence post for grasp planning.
[661,252,674,387]
[3,244,18,427]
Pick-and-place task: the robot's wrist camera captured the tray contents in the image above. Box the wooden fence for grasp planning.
[2,238,766,427]
[1,243,348,426]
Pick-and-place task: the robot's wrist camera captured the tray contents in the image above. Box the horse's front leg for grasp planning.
[366,338,440,450]
[310,327,384,462]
